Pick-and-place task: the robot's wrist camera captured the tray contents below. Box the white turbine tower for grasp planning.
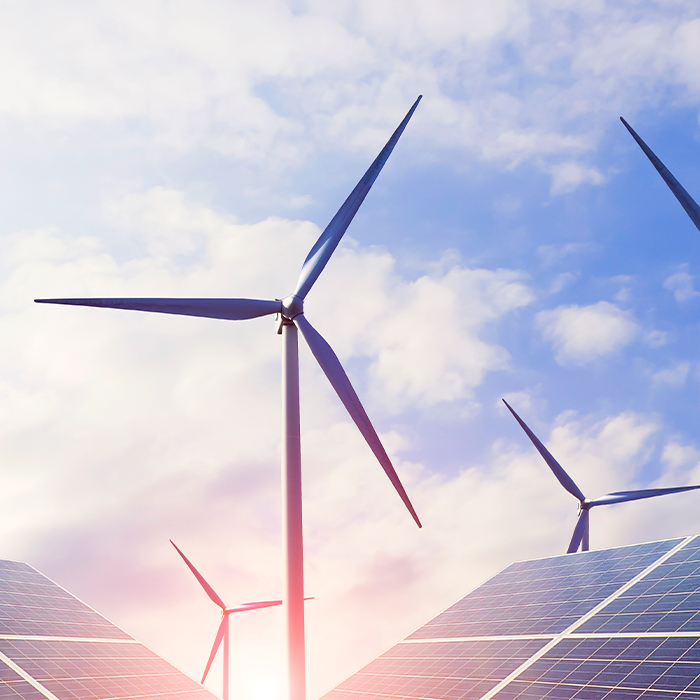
[503,399,700,553]
[171,540,287,700]
[37,97,423,700]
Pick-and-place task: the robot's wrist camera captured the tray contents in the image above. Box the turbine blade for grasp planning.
[35,297,282,321]
[621,117,700,233]
[502,400,586,502]
[231,599,283,613]
[229,596,313,613]
[293,96,422,300]
[590,483,700,507]
[567,510,589,554]
[170,540,226,610]
[295,314,421,527]
[201,616,227,684]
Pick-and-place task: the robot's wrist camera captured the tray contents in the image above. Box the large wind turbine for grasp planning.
[503,399,700,553]
[620,116,700,233]
[36,97,423,700]
[171,540,286,700]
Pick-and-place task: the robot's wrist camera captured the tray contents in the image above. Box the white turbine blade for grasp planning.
[35,297,282,321]
[502,399,586,502]
[293,96,422,301]
[202,616,227,684]
[231,599,283,613]
[231,596,314,613]
[621,117,700,233]
[590,484,700,507]
[295,314,421,527]
[170,540,226,610]
[567,510,589,554]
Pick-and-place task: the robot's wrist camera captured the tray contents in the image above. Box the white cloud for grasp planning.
[308,247,535,410]
[536,301,639,366]
[499,389,538,415]
[550,271,579,294]
[0,2,697,189]
[540,411,659,499]
[664,268,700,302]
[548,160,606,195]
[652,361,692,388]
[645,330,669,348]
[662,440,700,473]
[537,242,598,267]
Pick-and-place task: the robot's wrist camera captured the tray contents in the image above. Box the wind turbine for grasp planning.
[503,399,700,553]
[620,116,700,233]
[171,539,286,700]
[36,96,423,700]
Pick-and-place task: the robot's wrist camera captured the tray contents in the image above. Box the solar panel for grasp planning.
[0,559,219,700]
[322,535,700,700]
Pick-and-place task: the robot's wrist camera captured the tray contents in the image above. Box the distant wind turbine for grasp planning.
[37,96,423,700]
[620,116,700,233]
[503,399,700,553]
[171,540,290,700]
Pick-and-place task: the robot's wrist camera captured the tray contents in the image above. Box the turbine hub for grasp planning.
[281,294,304,319]
[579,499,591,512]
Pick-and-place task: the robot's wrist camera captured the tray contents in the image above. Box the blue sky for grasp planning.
[3,2,700,699]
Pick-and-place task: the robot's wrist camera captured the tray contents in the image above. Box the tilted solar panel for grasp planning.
[0,559,218,700]
[322,535,700,700]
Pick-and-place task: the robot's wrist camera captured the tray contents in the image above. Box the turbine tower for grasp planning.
[36,97,423,700]
[503,399,700,553]
[171,540,286,700]
[620,116,700,233]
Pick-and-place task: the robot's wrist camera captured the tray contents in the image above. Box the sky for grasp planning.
[3,1,700,699]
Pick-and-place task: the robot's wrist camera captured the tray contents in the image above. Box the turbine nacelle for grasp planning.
[281,294,304,320]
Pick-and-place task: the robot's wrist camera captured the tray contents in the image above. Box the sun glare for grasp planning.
[247,676,283,700]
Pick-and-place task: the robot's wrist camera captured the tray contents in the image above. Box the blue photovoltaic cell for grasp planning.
[321,536,700,700]
[579,537,700,636]
[409,540,679,640]
[0,560,131,640]
[493,635,700,700]
[1,676,47,700]
[323,639,550,700]
[0,639,215,700]
[0,558,221,700]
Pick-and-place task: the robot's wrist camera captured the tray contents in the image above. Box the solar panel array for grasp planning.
[0,559,218,700]
[322,535,700,700]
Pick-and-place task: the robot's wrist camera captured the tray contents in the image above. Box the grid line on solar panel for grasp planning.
[478,538,696,700]
[0,638,221,700]
[1,680,50,700]
[408,541,684,641]
[401,637,555,644]
[580,538,700,637]
[0,637,137,643]
[489,634,700,700]
[320,537,700,700]
[321,639,552,700]
[0,650,59,700]
[0,561,131,641]
[0,558,223,700]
